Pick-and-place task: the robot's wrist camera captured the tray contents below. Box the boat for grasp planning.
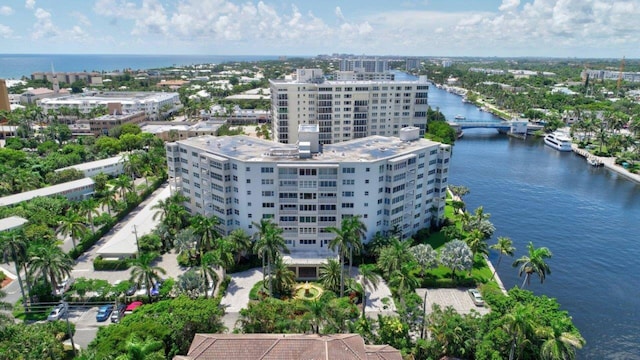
[587,157,603,167]
[454,114,465,120]
[544,132,573,151]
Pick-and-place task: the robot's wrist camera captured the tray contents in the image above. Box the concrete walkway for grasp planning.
[352,266,396,316]
[219,268,263,332]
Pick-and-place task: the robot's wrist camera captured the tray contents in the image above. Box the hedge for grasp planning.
[93,256,131,271]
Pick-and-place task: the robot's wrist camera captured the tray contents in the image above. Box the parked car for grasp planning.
[47,303,68,321]
[124,301,143,316]
[135,283,148,297]
[95,304,114,322]
[468,288,485,306]
[53,276,75,296]
[125,284,138,296]
[111,304,126,323]
[150,282,161,297]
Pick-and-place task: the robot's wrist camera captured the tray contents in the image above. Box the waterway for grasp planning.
[428,84,640,359]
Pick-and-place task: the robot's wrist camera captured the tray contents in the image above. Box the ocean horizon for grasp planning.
[0,54,298,80]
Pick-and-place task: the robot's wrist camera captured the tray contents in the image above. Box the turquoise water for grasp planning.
[429,85,640,359]
[0,54,282,79]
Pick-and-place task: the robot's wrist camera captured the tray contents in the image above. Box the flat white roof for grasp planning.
[55,155,124,173]
[0,178,95,207]
[176,134,441,163]
[96,185,171,257]
[0,216,28,232]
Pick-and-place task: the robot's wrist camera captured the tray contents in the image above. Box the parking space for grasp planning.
[415,288,490,316]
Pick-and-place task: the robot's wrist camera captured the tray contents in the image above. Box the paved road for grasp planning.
[219,268,263,332]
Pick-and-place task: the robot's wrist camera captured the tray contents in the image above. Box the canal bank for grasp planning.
[429,83,640,359]
[572,144,640,185]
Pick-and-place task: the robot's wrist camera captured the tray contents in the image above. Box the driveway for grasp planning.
[415,288,490,316]
[219,268,263,332]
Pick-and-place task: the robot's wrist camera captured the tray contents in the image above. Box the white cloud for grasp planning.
[32,7,59,39]
[71,11,92,27]
[0,24,12,38]
[0,6,13,15]
[25,0,35,10]
[499,0,520,12]
[335,6,345,22]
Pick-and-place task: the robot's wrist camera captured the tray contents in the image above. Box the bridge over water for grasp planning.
[447,120,543,133]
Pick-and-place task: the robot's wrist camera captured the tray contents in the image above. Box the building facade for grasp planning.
[0,177,95,207]
[166,127,450,275]
[270,69,429,145]
[38,92,182,120]
[79,111,146,135]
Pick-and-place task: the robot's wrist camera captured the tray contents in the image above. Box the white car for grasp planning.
[53,277,74,296]
[47,303,68,321]
[468,288,485,307]
[135,284,148,296]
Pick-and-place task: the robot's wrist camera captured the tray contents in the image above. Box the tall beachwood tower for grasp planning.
[0,79,10,112]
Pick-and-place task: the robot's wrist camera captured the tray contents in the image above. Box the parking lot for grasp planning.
[415,288,491,316]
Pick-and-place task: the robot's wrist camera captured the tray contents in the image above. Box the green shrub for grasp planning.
[93,256,131,271]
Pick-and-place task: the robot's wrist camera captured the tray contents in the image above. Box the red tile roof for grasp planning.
[177,334,402,360]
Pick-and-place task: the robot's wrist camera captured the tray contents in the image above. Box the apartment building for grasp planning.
[39,91,182,120]
[0,178,95,207]
[166,126,450,277]
[269,69,429,145]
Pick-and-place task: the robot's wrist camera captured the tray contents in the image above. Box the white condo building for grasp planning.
[269,69,429,145]
[39,92,182,120]
[166,126,450,278]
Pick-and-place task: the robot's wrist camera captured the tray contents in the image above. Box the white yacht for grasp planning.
[544,132,573,151]
[454,114,465,120]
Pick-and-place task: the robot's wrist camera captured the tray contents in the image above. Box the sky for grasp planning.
[0,0,638,58]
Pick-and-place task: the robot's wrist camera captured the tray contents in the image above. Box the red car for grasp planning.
[123,301,143,316]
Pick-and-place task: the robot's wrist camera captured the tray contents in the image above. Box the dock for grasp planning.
[572,145,603,166]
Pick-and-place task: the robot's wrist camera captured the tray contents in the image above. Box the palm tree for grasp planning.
[358,264,381,319]
[0,230,29,308]
[129,252,166,302]
[56,211,88,248]
[465,228,489,259]
[490,236,515,280]
[304,300,327,334]
[115,337,164,360]
[226,228,252,265]
[113,174,134,200]
[388,264,420,308]
[99,188,118,216]
[200,251,220,299]
[252,219,288,297]
[540,319,585,360]
[512,241,553,288]
[271,255,295,297]
[76,198,99,234]
[190,214,219,258]
[376,237,414,278]
[327,215,366,297]
[504,303,538,360]
[28,244,74,292]
[319,258,342,294]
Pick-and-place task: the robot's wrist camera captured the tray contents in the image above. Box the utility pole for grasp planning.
[420,289,428,340]
[132,224,141,254]
[63,301,76,357]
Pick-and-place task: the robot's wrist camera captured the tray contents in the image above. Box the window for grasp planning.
[246,179,251,183]
[342,191,354,197]
[261,167,274,173]
[341,203,354,208]
[262,191,274,196]
[342,167,355,174]
[262,203,274,208]
[342,179,355,185]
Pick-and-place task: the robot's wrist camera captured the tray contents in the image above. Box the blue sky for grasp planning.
[0,0,638,57]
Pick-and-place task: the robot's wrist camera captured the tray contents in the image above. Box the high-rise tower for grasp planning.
[0,79,10,112]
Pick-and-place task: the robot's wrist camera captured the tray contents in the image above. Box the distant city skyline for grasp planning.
[0,0,638,58]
